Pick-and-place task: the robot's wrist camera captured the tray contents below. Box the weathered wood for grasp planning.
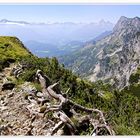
[36,70,52,99]
[35,70,115,136]
[90,124,115,136]
[51,121,64,135]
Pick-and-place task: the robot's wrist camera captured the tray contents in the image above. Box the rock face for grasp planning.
[93,16,140,88]
[60,16,140,89]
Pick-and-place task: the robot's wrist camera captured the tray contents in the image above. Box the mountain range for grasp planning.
[59,16,140,89]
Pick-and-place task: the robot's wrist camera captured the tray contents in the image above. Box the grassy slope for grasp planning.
[0,36,31,61]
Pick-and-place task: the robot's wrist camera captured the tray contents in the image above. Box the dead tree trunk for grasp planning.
[35,70,115,136]
[36,70,52,99]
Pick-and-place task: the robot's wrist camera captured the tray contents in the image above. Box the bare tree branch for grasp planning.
[35,70,115,136]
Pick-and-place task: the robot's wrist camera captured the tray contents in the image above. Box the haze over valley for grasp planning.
[0,19,114,57]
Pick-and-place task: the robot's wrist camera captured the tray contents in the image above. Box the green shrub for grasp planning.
[34,83,42,92]
[115,124,140,135]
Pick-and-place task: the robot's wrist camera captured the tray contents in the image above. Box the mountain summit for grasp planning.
[113,16,140,32]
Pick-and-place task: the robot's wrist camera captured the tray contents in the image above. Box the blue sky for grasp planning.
[0,5,140,23]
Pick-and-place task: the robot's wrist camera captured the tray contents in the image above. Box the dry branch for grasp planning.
[35,70,115,136]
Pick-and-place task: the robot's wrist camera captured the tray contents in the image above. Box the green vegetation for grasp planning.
[123,67,140,97]
[18,56,140,135]
[0,36,31,70]
[1,36,140,135]
[129,67,140,84]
